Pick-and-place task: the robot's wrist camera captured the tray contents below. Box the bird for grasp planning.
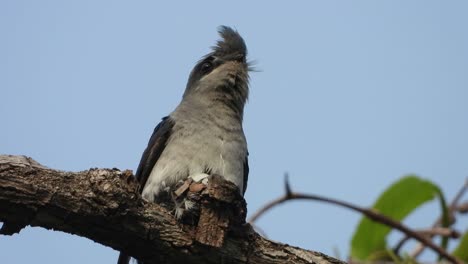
[117,26,250,264]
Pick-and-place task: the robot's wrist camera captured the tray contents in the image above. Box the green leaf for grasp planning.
[350,175,447,260]
[453,231,468,261]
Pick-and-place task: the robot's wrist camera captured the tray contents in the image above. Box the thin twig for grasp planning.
[410,177,468,258]
[417,227,460,238]
[394,227,460,254]
[450,178,468,209]
[248,176,461,264]
[250,223,269,238]
[457,201,468,213]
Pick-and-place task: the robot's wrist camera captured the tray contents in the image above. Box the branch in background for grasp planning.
[409,178,468,258]
[413,227,460,238]
[248,175,461,264]
[457,201,468,214]
[0,155,345,264]
[393,227,460,254]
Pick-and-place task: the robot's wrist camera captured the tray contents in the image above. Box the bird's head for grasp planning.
[183,26,250,117]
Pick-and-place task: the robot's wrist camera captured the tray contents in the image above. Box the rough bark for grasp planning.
[0,155,345,264]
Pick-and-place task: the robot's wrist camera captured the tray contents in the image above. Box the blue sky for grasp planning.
[1,1,467,263]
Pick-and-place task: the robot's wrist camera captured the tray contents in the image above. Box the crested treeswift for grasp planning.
[117,26,250,264]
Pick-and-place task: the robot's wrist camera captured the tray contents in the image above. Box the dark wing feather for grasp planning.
[135,116,174,193]
[242,154,249,195]
[117,254,130,264]
[117,116,174,264]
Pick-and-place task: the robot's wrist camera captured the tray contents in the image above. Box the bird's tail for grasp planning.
[117,252,131,264]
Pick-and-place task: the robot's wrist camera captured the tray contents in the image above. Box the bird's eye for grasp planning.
[201,62,212,72]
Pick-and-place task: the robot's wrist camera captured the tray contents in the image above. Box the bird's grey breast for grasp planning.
[141,101,247,201]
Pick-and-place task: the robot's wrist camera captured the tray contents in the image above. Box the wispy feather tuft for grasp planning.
[212,26,247,59]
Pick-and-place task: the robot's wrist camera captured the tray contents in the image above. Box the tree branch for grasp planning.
[409,177,467,258]
[0,155,344,264]
[248,175,461,264]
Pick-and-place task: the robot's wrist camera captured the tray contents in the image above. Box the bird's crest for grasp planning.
[211,26,247,59]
